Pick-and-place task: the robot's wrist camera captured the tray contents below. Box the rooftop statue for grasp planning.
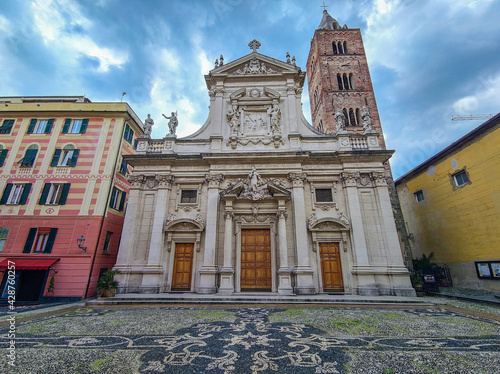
[162,111,178,136]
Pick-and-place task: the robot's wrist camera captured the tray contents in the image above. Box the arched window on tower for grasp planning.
[349,73,354,89]
[343,74,349,90]
[343,108,349,122]
[332,42,338,55]
[311,58,315,73]
[349,109,357,126]
[355,108,361,124]
[343,41,348,54]
[337,74,343,90]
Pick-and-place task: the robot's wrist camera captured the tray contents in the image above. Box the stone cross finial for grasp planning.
[248,39,261,53]
[321,2,328,11]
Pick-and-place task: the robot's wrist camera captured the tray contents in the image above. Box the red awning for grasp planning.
[0,258,59,270]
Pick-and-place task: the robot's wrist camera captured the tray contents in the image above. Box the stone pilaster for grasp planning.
[371,172,415,296]
[141,175,174,292]
[277,201,293,295]
[287,172,316,294]
[114,175,145,291]
[198,173,224,294]
[218,206,235,295]
[341,172,378,296]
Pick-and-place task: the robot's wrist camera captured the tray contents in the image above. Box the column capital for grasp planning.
[223,210,234,220]
[128,175,145,189]
[371,172,388,186]
[287,172,307,187]
[341,172,360,187]
[156,174,174,188]
[276,209,288,220]
[205,173,225,188]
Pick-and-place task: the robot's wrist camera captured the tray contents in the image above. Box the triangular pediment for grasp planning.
[209,52,301,77]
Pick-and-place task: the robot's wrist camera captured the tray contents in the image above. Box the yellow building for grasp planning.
[395,113,500,292]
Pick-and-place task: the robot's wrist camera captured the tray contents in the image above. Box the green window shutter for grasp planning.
[44,119,54,134]
[109,187,117,208]
[124,124,130,143]
[62,119,71,133]
[58,184,70,205]
[80,119,88,134]
[51,149,61,167]
[44,228,58,253]
[0,183,13,204]
[19,183,32,205]
[39,183,51,205]
[119,191,126,211]
[0,149,8,167]
[23,228,37,253]
[69,149,80,167]
[27,119,37,134]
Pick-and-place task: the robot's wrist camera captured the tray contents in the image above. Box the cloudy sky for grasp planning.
[1,0,499,178]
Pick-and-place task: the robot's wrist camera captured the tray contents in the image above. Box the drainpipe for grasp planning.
[84,114,127,299]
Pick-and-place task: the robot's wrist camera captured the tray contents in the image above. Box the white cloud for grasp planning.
[31,0,127,72]
[452,72,500,114]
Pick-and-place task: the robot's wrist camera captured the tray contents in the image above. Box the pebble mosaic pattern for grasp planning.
[1,306,499,373]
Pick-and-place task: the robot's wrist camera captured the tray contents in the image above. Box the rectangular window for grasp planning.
[35,120,48,134]
[33,228,51,253]
[23,227,58,253]
[60,150,74,166]
[62,118,88,134]
[0,149,8,167]
[0,227,9,252]
[180,190,197,204]
[27,119,54,134]
[315,188,333,203]
[119,159,128,175]
[453,170,470,188]
[109,187,126,211]
[123,123,134,144]
[103,231,112,254]
[0,119,15,134]
[51,149,79,167]
[39,183,70,205]
[0,183,32,205]
[414,190,424,202]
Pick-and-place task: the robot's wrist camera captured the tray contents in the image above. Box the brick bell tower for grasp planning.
[306,9,386,150]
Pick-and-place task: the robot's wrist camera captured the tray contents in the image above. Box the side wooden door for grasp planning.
[319,242,344,292]
[172,243,194,291]
[241,229,272,291]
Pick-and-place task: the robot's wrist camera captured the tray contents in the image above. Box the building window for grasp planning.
[109,187,126,211]
[337,73,354,91]
[0,183,32,205]
[318,120,323,132]
[103,232,112,254]
[51,145,80,167]
[18,145,38,167]
[23,227,58,254]
[27,119,54,134]
[414,190,424,202]
[0,119,15,134]
[39,183,70,205]
[0,227,9,252]
[452,169,470,188]
[0,147,8,167]
[333,41,347,54]
[124,123,134,144]
[181,189,197,204]
[119,158,128,175]
[315,188,333,203]
[62,118,88,134]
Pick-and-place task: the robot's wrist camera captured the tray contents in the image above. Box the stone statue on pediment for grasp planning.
[226,104,240,134]
[162,111,178,136]
[335,109,346,132]
[144,114,153,137]
[361,105,373,132]
[270,104,281,133]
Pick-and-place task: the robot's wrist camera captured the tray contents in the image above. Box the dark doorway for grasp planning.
[17,270,47,302]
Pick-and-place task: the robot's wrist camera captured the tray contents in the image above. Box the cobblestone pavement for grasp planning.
[1,302,499,373]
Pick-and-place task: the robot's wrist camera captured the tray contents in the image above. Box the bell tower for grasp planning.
[306,9,386,149]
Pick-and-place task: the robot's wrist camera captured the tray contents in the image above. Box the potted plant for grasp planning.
[96,270,120,297]
[47,275,55,295]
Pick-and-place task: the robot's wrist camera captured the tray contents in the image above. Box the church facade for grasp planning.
[114,12,415,297]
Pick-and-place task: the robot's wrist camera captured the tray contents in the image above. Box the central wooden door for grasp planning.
[319,242,344,292]
[241,229,272,291]
[172,243,194,291]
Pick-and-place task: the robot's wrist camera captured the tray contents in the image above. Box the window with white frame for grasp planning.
[0,183,32,205]
[103,231,112,254]
[51,145,79,167]
[109,187,126,211]
[0,119,15,134]
[414,190,424,202]
[27,119,54,134]
[452,169,470,188]
[62,118,88,134]
[0,227,9,252]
